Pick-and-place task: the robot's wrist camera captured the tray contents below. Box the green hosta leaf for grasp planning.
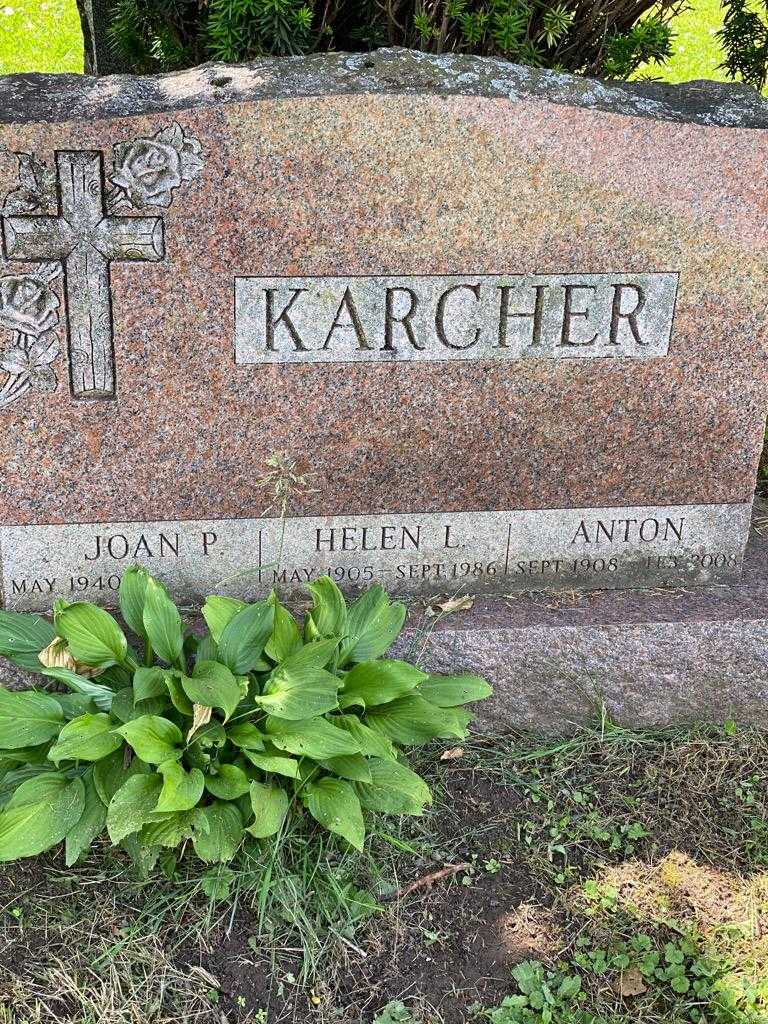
[418,674,492,706]
[93,749,124,806]
[205,763,251,800]
[365,696,469,746]
[340,659,427,709]
[181,661,242,721]
[265,716,360,759]
[0,774,85,862]
[306,778,365,850]
[0,744,50,767]
[257,671,340,721]
[51,693,97,720]
[333,714,396,760]
[106,773,163,843]
[193,720,227,748]
[201,596,247,644]
[0,763,57,810]
[438,705,472,734]
[156,760,205,813]
[355,758,432,816]
[283,637,338,671]
[48,713,123,765]
[143,579,184,668]
[257,639,340,720]
[93,747,149,805]
[65,768,106,866]
[0,688,63,749]
[109,687,137,724]
[114,716,183,764]
[264,595,302,662]
[164,672,193,715]
[119,565,150,640]
[218,600,274,674]
[227,721,265,750]
[340,586,406,665]
[248,780,289,838]
[120,834,160,874]
[0,609,56,670]
[321,754,373,783]
[140,809,200,848]
[303,615,322,643]
[192,801,243,863]
[39,667,116,712]
[196,634,218,663]
[99,665,133,689]
[55,603,127,669]
[241,747,300,779]
[133,667,168,702]
[132,694,168,718]
[307,576,347,639]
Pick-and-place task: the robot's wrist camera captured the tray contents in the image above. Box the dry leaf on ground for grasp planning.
[440,747,465,761]
[614,968,648,997]
[426,595,474,616]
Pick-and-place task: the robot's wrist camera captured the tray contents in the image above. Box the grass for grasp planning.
[1,718,766,1023]
[0,0,83,74]
[650,0,731,85]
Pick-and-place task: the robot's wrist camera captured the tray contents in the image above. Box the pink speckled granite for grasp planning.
[0,50,766,604]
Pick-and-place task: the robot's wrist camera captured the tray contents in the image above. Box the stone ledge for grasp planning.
[0,48,766,127]
[392,525,768,731]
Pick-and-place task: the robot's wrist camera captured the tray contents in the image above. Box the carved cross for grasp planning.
[1,150,164,399]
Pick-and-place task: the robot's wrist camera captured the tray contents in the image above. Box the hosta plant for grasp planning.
[0,570,491,867]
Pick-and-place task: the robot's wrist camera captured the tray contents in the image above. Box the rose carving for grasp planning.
[0,333,59,392]
[111,122,204,210]
[0,263,62,408]
[0,271,60,336]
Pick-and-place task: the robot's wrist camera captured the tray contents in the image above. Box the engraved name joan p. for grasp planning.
[234,273,679,364]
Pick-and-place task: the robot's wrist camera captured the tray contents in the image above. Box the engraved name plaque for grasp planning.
[1,502,750,610]
[235,273,679,365]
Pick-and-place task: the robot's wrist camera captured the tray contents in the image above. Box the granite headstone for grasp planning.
[0,50,766,613]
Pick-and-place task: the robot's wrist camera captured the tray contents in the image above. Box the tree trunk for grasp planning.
[75,0,133,75]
